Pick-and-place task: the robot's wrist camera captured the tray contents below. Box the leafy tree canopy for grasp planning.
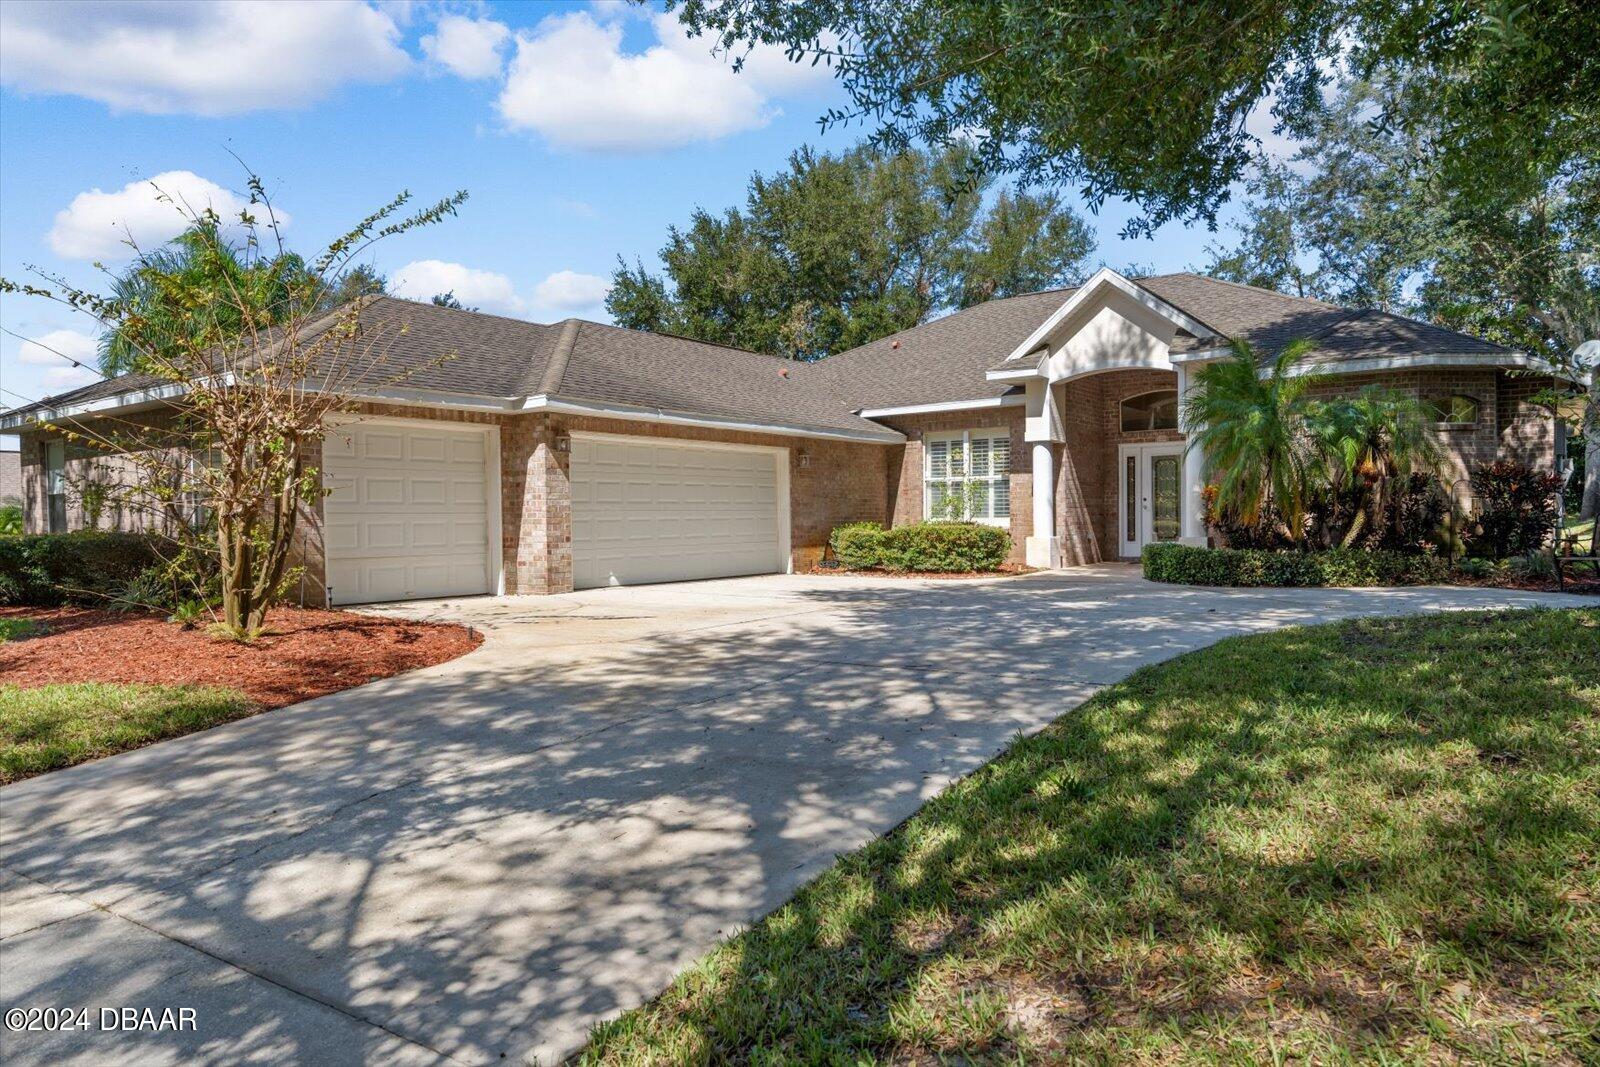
[1206,77,1598,363]
[667,0,1597,234]
[607,142,1094,358]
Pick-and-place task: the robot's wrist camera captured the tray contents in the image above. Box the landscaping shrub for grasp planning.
[1469,460,1562,558]
[0,532,167,606]
[1456,556,1494,579]
[827,520,1009,573]
[1143,542,1449,587]
[828,521,886,570]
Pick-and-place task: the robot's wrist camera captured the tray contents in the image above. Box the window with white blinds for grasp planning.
[925,429,1011,524]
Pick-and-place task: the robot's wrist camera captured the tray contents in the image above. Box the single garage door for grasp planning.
[570,433,786,589]
[323,420,493,605]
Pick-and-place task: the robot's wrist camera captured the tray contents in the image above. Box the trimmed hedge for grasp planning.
[828,520,1010,573]
[0,531,168,606]
[1142,542,1450,588]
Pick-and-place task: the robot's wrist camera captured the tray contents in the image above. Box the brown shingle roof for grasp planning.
[2,278,1523,435]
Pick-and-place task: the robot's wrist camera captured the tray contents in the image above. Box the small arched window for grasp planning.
[1120,389,1179,432]
[1427,394,1480,426]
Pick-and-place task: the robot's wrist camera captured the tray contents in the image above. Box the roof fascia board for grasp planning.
[1284,351,1564,379]
[985,367,1044,382]
[857,394,1025,418]
[994,268,1220,370]
[522,394,905,444]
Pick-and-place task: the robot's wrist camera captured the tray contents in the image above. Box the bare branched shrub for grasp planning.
[2,169,467,638]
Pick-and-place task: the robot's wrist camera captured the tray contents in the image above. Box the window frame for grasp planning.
[922,427,1012,527]
[1427,394,1480,428]
[44,439,67,533]
[1119,388,1181,433]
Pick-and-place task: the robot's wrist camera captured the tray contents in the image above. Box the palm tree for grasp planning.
[1306,386,1442,546]
[99,223,323,376]
[1184,338,1325,543]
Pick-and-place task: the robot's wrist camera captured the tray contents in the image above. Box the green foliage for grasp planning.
[0,682,250,783]
[101,223,312,376]
[0,504,21,535]
[1185,339,1324,540]
[1456,556,1495,579]
[1508,549,1558,581]
[1142,542,1449,587]
[829,521,1009,573]
[607,143,1094,358]
[1469,461,1563,558]
[0,532,167,607]
[1209,78,1598,367]
[669,1,1597,241]
[1191,345,1448,551]
[0,618,46,644]
[582,609,1600,1062]
[166,598,211,629]
[828,521,886,570]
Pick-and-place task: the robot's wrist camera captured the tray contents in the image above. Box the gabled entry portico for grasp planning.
[989,268,1220,566]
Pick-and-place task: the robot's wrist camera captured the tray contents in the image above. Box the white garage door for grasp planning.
[323,421,493,606]
[571,434,786,589]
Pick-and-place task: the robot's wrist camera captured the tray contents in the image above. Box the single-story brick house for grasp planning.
[2,268,1566,605]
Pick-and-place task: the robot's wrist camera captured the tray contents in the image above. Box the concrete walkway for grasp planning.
[1,567,1589,1065]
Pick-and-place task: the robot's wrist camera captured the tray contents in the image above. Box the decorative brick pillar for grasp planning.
[501,414,573,595]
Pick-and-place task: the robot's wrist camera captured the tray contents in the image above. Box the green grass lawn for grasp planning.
[0,683,251,783]
[581,610,1600,1064]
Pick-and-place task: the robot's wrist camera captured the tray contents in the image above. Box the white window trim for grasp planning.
[923,428,1011,527]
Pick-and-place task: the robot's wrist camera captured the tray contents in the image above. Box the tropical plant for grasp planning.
[1184,339,1324,543]
[99,223,312,376]
[1305,386,1442,547]
[1469,460,1563,558]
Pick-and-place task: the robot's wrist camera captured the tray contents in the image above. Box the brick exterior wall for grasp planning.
[875,408,1030,562]
[11,364,1560,601]
[0,450,20,506]
[1305,369,1556,503]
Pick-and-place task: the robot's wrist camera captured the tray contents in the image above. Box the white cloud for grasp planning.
[0,0,409,115]
[390,260,527,316]
[533,270,611,313]
[495,10,834,151]
[18,329,101,388]
[421,15,509,79]
[48,171,287,262]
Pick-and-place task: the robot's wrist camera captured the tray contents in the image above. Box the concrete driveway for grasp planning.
[1,567,1588,1065]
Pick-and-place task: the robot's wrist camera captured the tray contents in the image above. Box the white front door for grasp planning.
[569,433,788,589]
[1118,443,1185,557]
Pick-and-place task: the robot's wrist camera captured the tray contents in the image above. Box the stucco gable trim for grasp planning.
[987,268,1221,380]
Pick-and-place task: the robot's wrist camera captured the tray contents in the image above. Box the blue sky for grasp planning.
[0,0,1251,446]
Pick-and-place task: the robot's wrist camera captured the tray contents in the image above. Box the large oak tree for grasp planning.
[607,143,1095,359]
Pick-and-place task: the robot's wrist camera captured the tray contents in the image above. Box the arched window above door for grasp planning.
[1120,389,1179,432]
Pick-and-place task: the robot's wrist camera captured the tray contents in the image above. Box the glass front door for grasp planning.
[1119,444,1184,556]
[1150,453,1182,542]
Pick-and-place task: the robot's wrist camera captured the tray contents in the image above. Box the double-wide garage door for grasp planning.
[323,421,493,606]
[571,434,786,589]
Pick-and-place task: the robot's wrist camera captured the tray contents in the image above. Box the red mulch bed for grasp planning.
[0,605,482,709]
[800,562,1039,580]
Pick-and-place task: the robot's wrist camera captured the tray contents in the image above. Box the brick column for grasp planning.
[501,414,572,595]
